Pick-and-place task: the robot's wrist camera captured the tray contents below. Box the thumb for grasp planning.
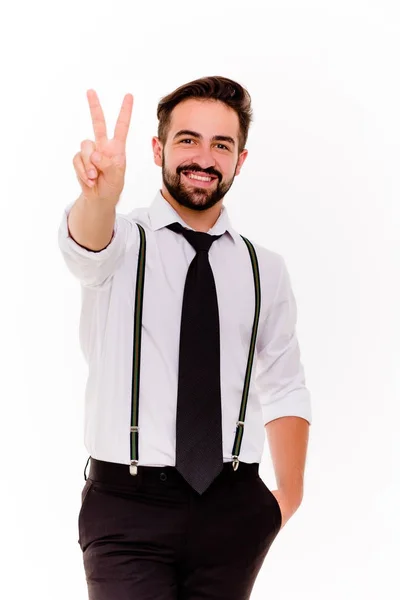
[91,151,110,170]
[91,151,125,175]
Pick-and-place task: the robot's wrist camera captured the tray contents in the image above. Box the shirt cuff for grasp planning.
[261,388,312,425]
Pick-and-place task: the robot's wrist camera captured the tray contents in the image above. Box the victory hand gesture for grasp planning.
[73,89,134,206]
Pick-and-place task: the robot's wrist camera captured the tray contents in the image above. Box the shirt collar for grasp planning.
[148,189,241,244]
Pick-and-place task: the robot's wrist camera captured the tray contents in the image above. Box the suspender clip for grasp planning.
[232,455,240,471]
[130,460,139,476]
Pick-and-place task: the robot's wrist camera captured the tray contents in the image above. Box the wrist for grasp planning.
[279,484,303,510]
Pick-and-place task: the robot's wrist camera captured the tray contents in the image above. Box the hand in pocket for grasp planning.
[270,488,301,530]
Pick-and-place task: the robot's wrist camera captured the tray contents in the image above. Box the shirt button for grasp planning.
[160,472,167,481]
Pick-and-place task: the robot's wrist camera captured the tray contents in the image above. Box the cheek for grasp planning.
[172,152,193,170]
[221,161,237,178]
[164,156,182,174]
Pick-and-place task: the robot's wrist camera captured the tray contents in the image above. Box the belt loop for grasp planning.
[84,455,91,481]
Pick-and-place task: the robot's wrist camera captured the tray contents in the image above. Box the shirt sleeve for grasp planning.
[255,255,312,425]
[57,202,138,288]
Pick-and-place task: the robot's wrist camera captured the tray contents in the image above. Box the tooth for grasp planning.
[187,173,211,181]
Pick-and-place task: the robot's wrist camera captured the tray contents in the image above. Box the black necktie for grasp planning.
[166,221,224,495]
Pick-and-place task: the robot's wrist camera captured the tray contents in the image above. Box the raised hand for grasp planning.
[72,89,134,206]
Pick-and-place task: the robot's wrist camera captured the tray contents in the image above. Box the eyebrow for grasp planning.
[173,129,236,147]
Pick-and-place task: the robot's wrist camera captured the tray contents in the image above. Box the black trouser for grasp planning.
[78,457,282,600]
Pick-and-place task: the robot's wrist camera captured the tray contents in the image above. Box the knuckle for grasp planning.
[81,142,96,165]
[80,139,95,150]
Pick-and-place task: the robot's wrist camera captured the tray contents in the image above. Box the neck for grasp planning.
[160,187,223,233]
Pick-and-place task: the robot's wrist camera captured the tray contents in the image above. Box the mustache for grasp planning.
[177,165,221,180]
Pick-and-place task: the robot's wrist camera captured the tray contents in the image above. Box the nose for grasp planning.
[191,145,217,170]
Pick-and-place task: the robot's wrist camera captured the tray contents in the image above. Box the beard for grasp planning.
[162,154,236,212]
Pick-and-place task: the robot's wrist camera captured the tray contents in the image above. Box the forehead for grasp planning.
[168,98,239,140]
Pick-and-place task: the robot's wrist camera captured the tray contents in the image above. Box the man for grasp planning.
[58,75,311,600]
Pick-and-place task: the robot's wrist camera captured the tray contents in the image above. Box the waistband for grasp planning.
[87,457,260,487]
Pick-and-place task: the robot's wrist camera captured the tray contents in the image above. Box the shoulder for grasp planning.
[114,205,154,240]
[235,231,285,277]
[118,205,149,226]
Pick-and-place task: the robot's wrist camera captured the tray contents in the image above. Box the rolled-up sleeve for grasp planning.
[58,202,137,288]
[255,255,312,425]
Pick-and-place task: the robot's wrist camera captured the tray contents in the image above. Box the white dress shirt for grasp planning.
[58,190,311,467]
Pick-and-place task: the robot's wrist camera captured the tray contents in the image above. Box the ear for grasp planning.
[152,137,163,167]
[235,149,248,176]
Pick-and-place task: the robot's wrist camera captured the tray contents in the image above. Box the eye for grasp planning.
[179,139,229,150]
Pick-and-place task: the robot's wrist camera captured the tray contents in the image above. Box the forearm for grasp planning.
[68,193,116,252]
[265,416,309,507]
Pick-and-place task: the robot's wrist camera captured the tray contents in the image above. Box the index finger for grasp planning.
[87,89,108,143]
[113,93,134,144]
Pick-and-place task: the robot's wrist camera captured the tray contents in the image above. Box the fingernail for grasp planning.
[88,169,96,178]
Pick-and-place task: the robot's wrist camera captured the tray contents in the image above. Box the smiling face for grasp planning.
[152,98,248,212]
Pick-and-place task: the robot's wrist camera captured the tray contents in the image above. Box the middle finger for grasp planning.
[114,93,134,144]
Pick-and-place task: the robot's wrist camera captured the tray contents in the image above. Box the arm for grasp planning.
[58,90,135,287]
[58,199,136,288]
[255,255,311,521]
[265,415,309,509]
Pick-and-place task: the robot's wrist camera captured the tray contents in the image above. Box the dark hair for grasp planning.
[156,75,253,154]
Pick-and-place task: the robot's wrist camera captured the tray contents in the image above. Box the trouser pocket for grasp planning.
[78,478,95,546]
[256,475,282,531]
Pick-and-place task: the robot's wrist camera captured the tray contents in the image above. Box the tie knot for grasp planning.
[166,221,222,253]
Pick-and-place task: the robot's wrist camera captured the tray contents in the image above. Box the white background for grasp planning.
[1,0,399,598]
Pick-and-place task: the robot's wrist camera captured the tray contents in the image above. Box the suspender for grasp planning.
[231,235,262,470]
[129,224,147,475]
[129,224,261,476]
